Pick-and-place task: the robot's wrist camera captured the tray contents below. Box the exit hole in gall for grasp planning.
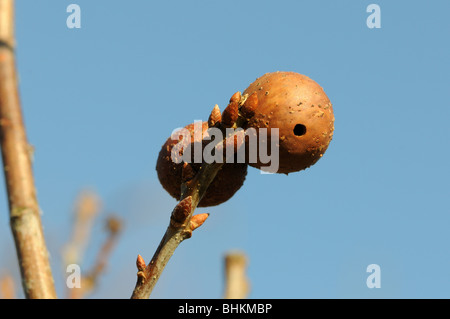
[293,124,307,136]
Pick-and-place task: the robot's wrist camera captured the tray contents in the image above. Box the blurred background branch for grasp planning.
[223,251,250,299]
[63,191,122,299]
[0,273,15,299]
[62,191,101,267]
[68,215,122,299]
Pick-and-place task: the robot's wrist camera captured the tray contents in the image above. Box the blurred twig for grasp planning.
[68,216,122,299]
[223,251,250,299]
[0,0,56,298]
[63,191,101,267]
[0,273,15,299]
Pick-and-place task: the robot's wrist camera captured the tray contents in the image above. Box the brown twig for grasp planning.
[223,251,250,299]
[68,216,122,299]
[0,0,56,298]
[63,190,101,299]
[0,273,16,299]
[62,191,101,267]
[131,93,251,299]
[130,164,221,299]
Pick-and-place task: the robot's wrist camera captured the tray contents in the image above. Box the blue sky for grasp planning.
[0,0,449,298]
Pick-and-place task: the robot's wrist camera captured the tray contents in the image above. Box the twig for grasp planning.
[223,251,250,299]
[131,92,252,299]
[130,164,221,299]
[0,273,16,299]
[0,0,56,298]
[62,191,101,267]
[68,216,122,299]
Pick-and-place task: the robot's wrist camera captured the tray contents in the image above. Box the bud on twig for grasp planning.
[208,104,222,127]
[189,213,209,231]
[229,91,241,104]
[136,254,146,272]
[136,254,147,284]
[222,101,239,128]
[170,196,192,227]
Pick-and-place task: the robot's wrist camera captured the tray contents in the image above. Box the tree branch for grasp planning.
[223,251,250,299]
[0,0,56,298]
[68,216,122,299]
[131,92,252,299]
[63,191,101,268]
[130,161,223,299]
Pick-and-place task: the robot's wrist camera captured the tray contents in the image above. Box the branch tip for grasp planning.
[106,216,122,235]
[224,251,250,299]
